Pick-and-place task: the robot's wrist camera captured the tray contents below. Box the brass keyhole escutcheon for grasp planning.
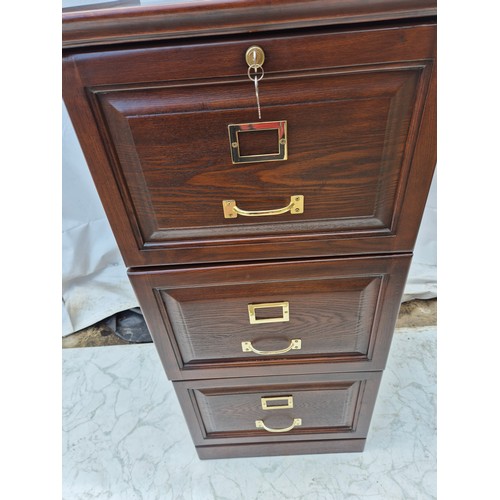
[245,46,265,67]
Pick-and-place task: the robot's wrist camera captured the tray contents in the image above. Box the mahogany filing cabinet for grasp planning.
[62,0,437,459]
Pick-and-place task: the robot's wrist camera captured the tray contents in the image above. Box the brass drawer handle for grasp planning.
[223,195,304,218]
[248,301,289,324]
[241,339,301,355]
[255,418,302,433]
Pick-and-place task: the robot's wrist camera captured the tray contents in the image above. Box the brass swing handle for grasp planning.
[255,418,302,433]
[223,195,304,218]
[241,339,301,355]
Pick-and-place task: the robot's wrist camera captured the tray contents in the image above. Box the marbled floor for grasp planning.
[62,327,436,500]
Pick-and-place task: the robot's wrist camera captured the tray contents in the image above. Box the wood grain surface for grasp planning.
[62,8,436,459]
[128,254,411,380]
[63,23,436,267]
[62,0,437,48]
[174,370,381,455]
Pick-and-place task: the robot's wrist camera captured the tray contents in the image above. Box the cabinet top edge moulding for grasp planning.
[62,0,437,49]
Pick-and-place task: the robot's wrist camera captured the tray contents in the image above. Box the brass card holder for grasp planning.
[248,301,289,324]
[261,395,294,410]
[228,120,288,164]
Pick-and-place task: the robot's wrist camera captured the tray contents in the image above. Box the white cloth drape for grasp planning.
[62,104,138,335]
[403,171,437,301]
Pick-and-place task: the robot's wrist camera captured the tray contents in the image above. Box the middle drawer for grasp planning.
[129,254,410,380]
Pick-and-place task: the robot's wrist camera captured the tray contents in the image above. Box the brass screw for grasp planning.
[280,139,286,145]
[232,142,238,148]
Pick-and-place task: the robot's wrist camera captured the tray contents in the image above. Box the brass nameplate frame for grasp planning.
[228,120,287,164]
[261,395,294,410]
[248,301,289,324]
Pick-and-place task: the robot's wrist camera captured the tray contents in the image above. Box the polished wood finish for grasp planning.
[96,68,423,248]
[62,0,437,48]
[195,382,361,437]
[63,23,436,267]
[196,437,367,459]
[62,1,436,459]
[174,371,381,458]
[128,255,410,380]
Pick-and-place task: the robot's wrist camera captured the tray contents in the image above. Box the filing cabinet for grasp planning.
[63,0,436,459]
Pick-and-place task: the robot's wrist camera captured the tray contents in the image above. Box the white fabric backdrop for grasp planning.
[62,103,436,335]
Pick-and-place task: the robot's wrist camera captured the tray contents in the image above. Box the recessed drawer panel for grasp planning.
[64,23,436,266]
[174,371,381,453]
[129,254,410,380]
[99,69,418,235]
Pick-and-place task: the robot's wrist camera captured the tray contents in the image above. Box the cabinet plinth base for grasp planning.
[196,438,366,460]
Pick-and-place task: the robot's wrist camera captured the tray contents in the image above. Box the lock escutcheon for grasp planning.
[245,46,265,67]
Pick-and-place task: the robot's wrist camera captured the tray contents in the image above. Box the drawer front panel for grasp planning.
[196,383,359,435]
[64,23,436,266]
[129,254,410,379]
[159,276,380,362]
[98,68,418,239]
[174,371,381,446]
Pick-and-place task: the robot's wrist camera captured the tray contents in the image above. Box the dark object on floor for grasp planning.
[62,308,152,348]
[106,308,152,343]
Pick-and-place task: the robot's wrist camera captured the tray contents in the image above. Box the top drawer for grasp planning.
[63,23,436,267]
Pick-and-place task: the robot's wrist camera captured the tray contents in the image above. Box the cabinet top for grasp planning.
[62,0,437,49]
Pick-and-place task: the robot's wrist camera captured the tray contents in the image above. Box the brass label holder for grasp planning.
[261,395,294,410]
[248,301,289,324]
[228,120,287,164]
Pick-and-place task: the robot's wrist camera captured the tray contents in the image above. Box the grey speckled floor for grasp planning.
[62,327,436,500]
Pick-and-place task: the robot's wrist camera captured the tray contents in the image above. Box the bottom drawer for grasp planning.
[174,371,381,459]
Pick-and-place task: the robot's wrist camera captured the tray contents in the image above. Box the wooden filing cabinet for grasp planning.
[62,0,436,459]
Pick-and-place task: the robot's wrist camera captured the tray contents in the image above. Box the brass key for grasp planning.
[252,69,262,119]
[246,46,265,120]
